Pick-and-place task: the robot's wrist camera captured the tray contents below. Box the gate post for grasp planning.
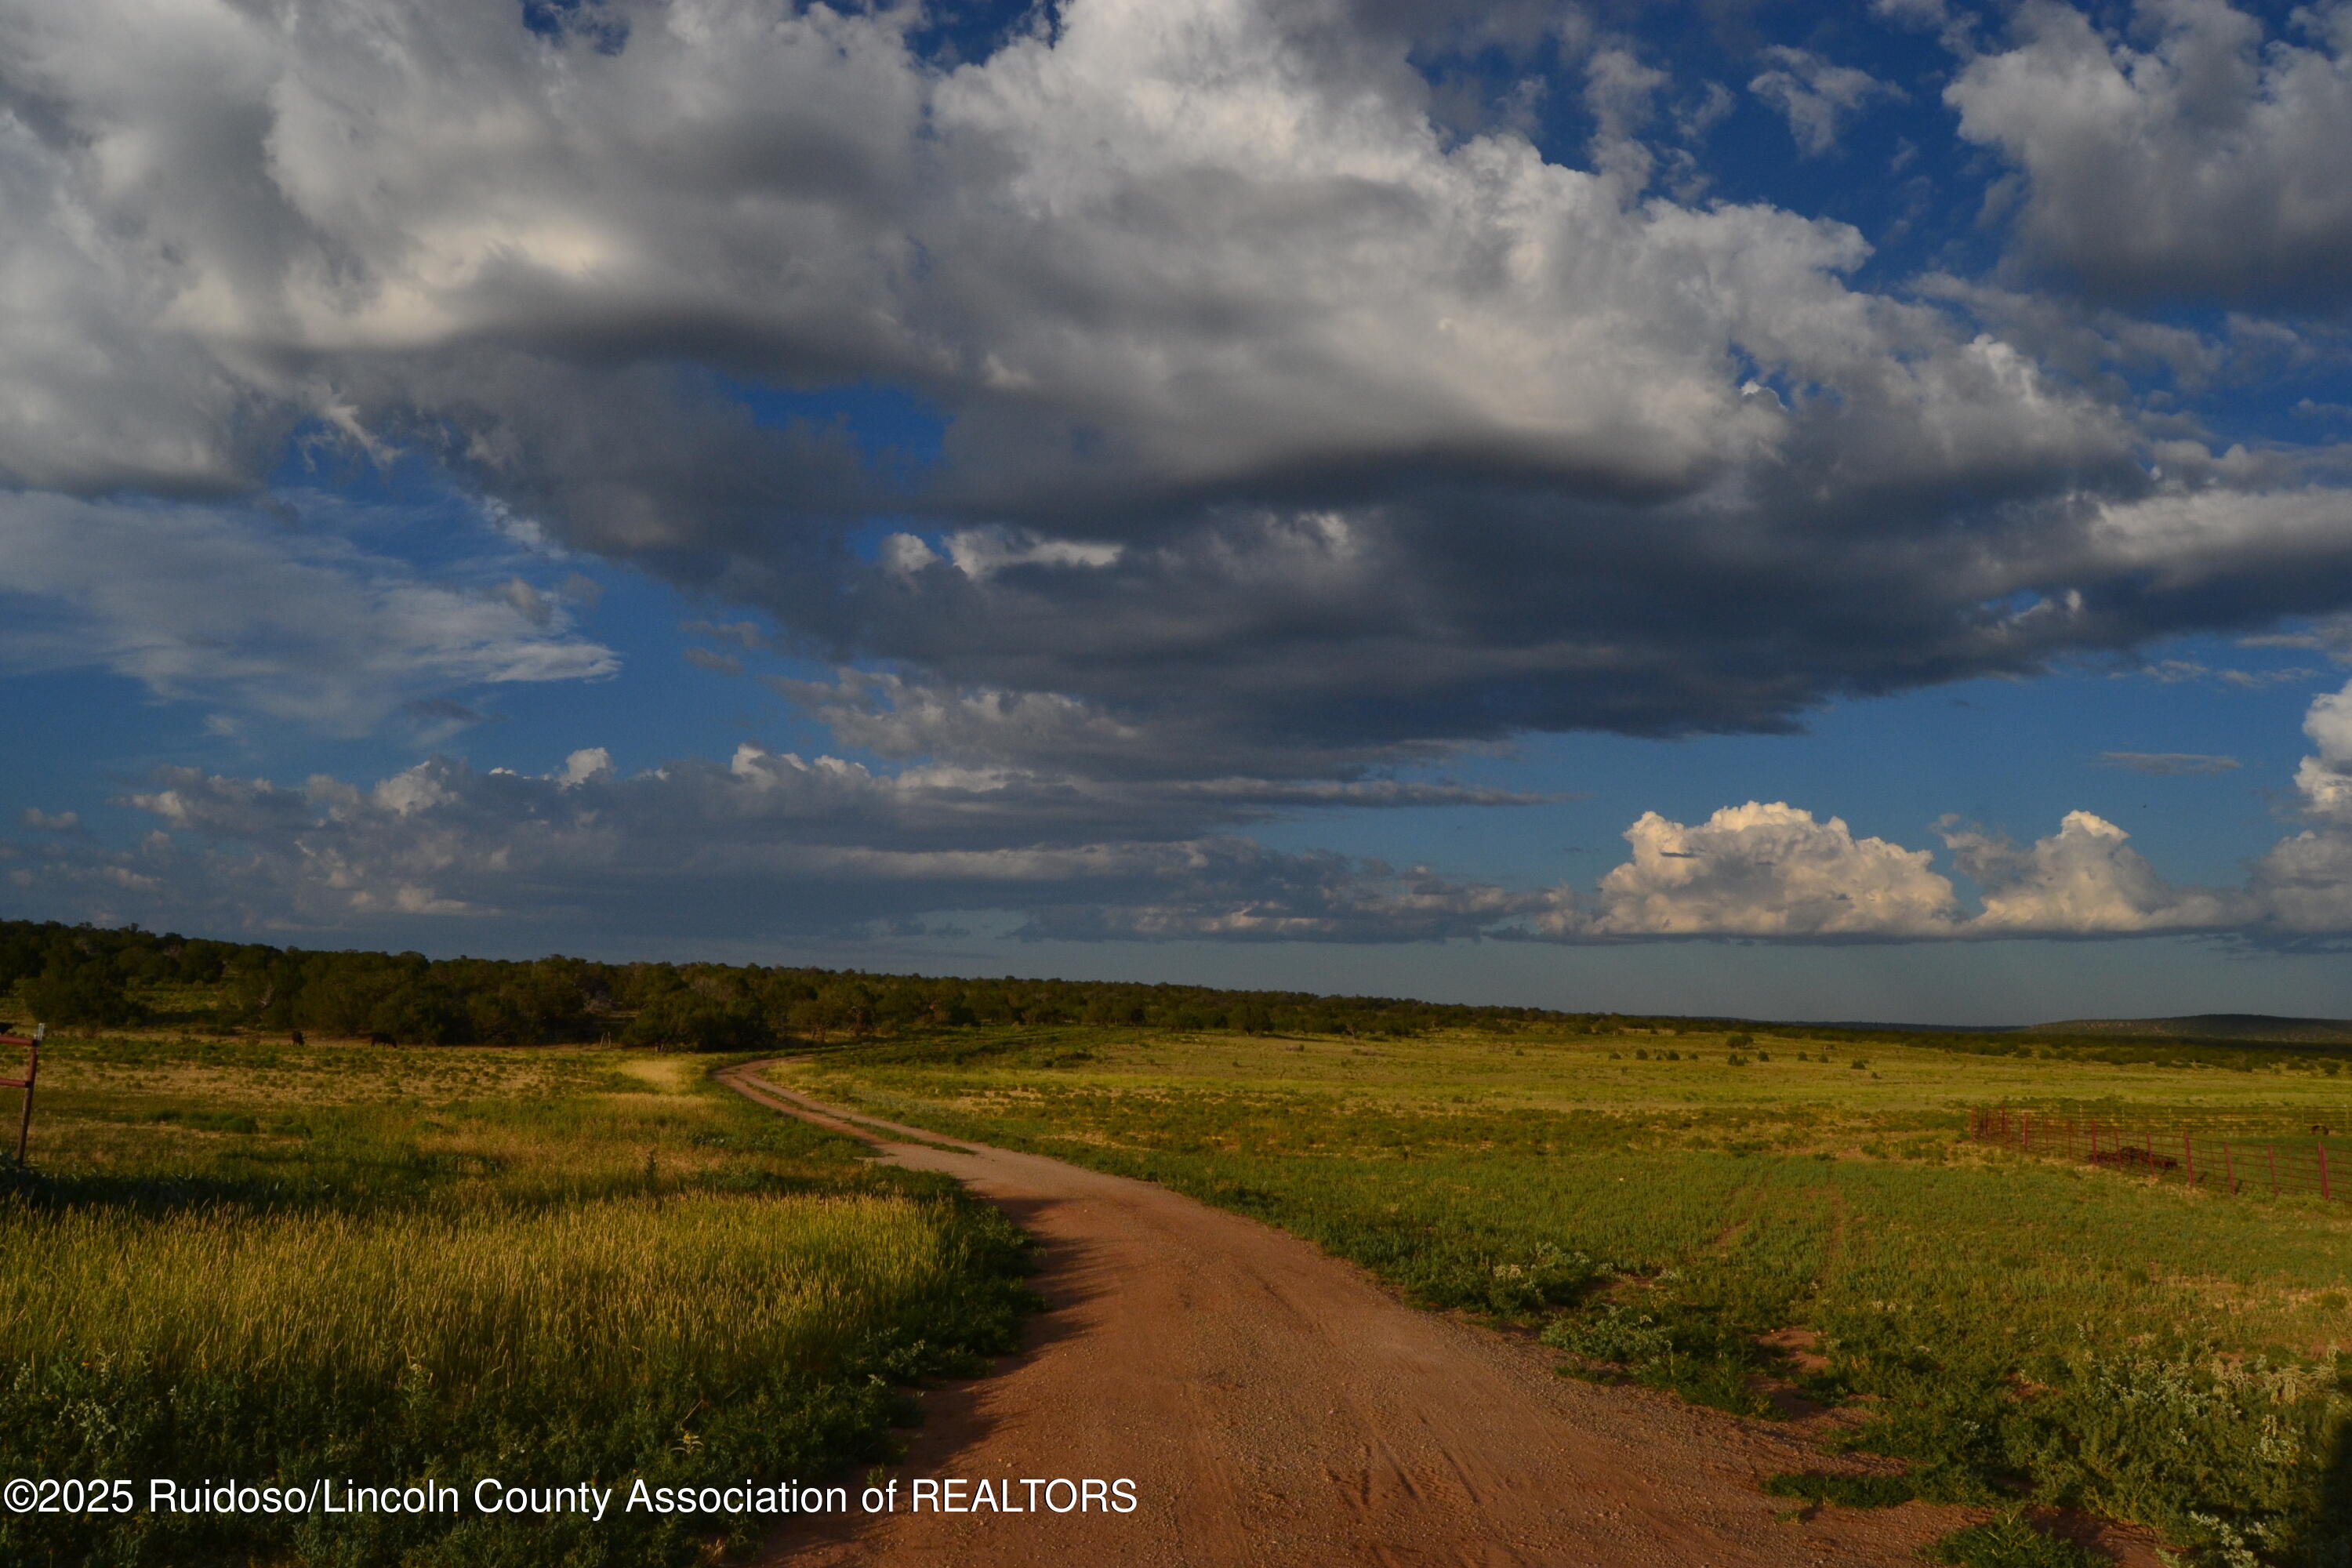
[0,1025,41,1169]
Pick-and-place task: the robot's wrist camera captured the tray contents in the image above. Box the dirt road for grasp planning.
[721,1064,2147,1567]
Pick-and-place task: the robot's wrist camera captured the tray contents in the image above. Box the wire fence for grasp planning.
[1967,1106,2347,1203]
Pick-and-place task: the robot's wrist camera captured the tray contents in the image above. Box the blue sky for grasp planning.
[5,0,2352,1022]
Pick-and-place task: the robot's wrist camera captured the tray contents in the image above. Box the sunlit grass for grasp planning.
[0,1034,1033,1567]
[793,1025,2352,1566]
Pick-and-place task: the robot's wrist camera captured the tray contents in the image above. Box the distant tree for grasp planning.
[22,956,144,1029]
[623,993,771,1052]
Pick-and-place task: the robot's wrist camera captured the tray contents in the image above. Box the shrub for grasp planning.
[19,959,144,1030]
[1761,1472,1915,1508]
[1926,1512,2101,1568]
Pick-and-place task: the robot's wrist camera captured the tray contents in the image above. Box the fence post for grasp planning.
[2269,1143,2278,1196]
[2225,1141,2235,1193]
[2321,1138,2332,1202]
[8,1025,37,1168]
[2185,1131,2195,1189]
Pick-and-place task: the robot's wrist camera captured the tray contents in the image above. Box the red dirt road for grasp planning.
[722,1065,2153,1568]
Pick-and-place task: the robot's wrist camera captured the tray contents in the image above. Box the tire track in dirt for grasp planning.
[720,1063,2154,1567]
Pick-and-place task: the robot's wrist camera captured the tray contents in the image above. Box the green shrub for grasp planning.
[1927,1512,2103,1568]
[1761,1471,1915,1508]
[20,959,144,1029]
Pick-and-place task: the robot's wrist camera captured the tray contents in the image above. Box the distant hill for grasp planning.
[2033,1014,2352,1046]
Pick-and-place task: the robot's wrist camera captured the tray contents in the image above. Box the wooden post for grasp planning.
[2184,1131,2194,1189]
[0,1026,39,1169]
[2225,1141,2235,1193]
[13,1042,31,1167]
[2269,1142,2278,1196]
[2321,1138,2332,1202]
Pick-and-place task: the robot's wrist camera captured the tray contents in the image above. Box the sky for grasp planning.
[4,0,2352,1024]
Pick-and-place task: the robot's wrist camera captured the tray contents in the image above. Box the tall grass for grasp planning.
[0,1038,1034,1567]
[0,1193,982,1390]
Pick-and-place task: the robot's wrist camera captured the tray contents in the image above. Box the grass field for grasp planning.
[785,1025,2352,1568]
[0,1032,1033,1568]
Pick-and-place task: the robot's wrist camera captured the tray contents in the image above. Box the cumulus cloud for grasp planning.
[1558,677,2352,944]
[1577,802,1960,938]
[2281,677,2352,827]
[1944,811,2245,933]
[2238,677,2352,936]
[0,491,615,731]
[1947,0,2352,307]
[1541,801,2256,941]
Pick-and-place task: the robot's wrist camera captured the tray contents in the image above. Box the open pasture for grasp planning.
[0,1033,1033,1568]
[792,1024,2352,1567]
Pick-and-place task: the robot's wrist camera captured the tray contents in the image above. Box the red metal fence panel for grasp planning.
[1968,1104,2344,1204]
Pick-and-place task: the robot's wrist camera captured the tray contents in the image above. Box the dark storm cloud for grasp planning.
[5,0,2352,943]
[6,0,2350,777]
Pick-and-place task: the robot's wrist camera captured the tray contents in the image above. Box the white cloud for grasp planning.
[0,491,615,732]
[1560,678,2352,943]
[1747,46,1906,156]
[2096,751,2239,775]
[1545,803,2258,941]
[0,0,2128,524]
[2250,685,2352,932]
[1946,811,2245,934]
[1577,802,1961,937]
[2288,677,2352,825]
[941,528,1124,582]
[1947,0,2352,305]
[1,747,1555,945]
[1583,45,1667,189]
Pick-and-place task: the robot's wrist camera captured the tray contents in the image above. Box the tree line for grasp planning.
[0,919,1614,1048]
[9,919,2347,1066]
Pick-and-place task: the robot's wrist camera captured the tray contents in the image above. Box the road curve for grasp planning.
[718,1062,2128,1568]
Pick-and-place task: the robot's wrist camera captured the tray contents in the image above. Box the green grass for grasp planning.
[0,1036,1033,1567]
[1928,1512,2107,1568]
[1760,1470,1918,1508]
[788,1025,2352,1567]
